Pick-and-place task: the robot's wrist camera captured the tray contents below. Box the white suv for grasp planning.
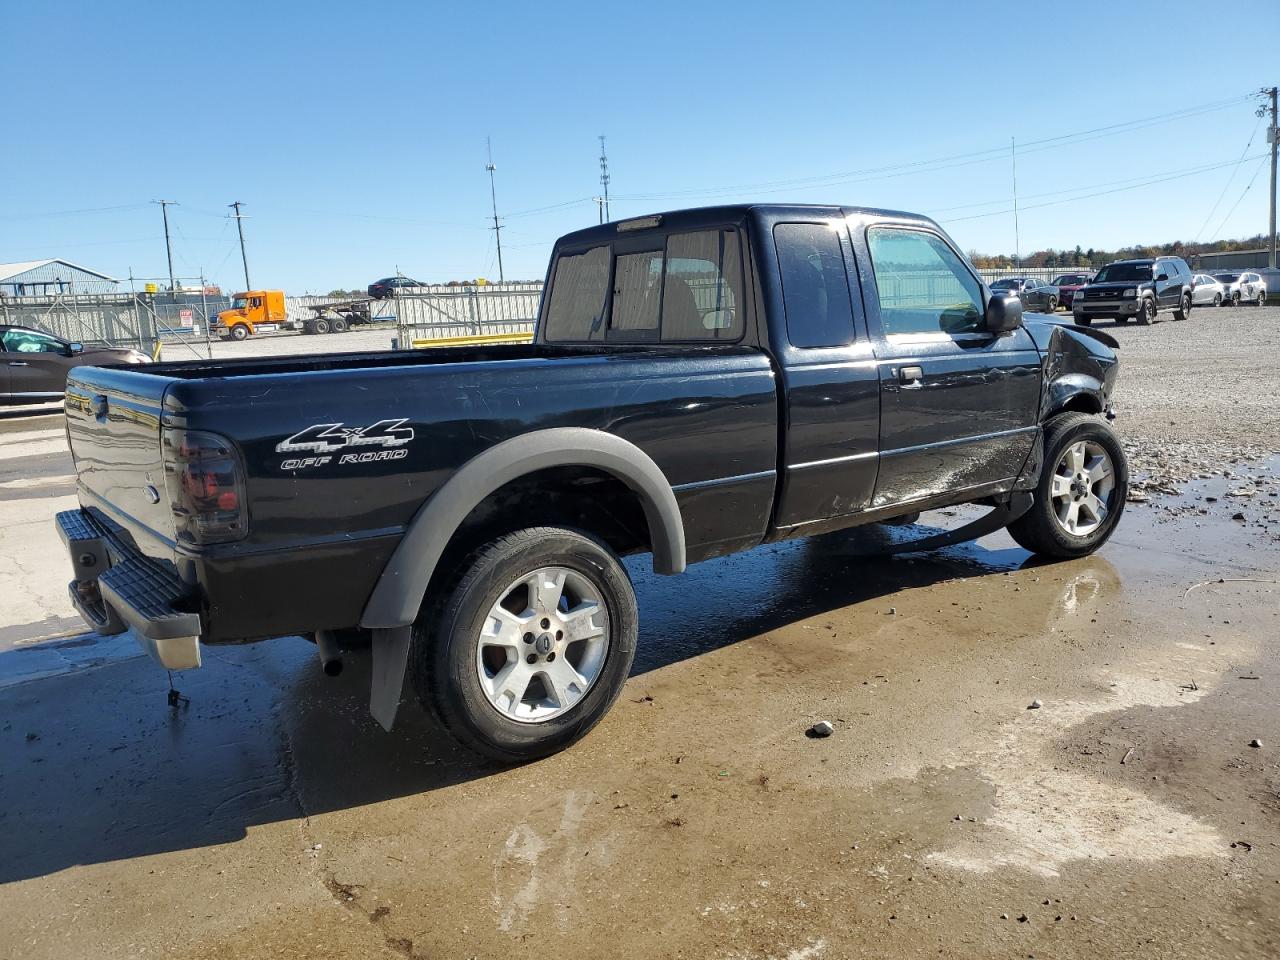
[1212,271,1268,306]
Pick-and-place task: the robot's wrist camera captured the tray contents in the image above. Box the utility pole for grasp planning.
[598,135,611,223]
[1010,137,1021,268]
[152,200,177,294]
[1260,86,1278,269]
[485,137,505,283]
[228,201,252,290]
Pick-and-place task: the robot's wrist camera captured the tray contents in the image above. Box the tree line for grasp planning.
[966,233,1270,270]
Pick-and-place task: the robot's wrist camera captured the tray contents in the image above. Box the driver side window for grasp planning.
[3,329,64,354]
[866,227,983,336]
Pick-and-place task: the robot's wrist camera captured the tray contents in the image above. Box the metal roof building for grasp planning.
[0,259,119,297]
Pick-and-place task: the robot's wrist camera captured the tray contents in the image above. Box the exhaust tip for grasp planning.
[322,658,343,677]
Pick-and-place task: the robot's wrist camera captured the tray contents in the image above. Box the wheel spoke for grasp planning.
[486,659,533,712]
[1081,494,1108,525]
[1066,442,1086,475]
[526,569,568,615]
[561,601,605,642]
[1050,472,1073,499]
[484,605,531,649]
[542,658,588,709]
[1085,454,1112,486]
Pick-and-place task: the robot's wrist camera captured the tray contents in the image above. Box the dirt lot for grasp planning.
[1,305,1277,959]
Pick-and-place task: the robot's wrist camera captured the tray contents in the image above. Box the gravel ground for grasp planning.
[1095,303,1280,533]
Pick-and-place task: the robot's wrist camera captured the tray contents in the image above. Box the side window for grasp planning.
[773,222,855,349]
[662,230,744,341]
[3,329,64,353]
[1025,279,1038,289]
[610,250,663,338]
[543,245,610,341]
[866,227,983,336]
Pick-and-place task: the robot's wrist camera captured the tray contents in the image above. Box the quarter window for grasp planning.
[543,245,610,341]
[774,222,855,348]
[662,230,743,340]
[866,227,983,336]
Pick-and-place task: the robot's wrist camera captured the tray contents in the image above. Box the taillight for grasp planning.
[162,428,248,544]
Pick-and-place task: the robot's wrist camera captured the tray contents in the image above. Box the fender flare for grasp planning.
[360,427,686,631]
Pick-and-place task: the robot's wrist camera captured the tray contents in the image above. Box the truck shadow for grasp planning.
[0,524,1099,885]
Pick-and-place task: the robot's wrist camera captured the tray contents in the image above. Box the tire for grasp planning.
[1231,291,1241,306]
[312,317,331,335]
[1213,293,1223,306]
[1076,315,1092,326]
[1257,291,1267,307]
[1045,295,1058,313]
[331,316,349,333]
[412,526,638,763]
[1114,316,1130,324]
[229,324,249,341]
[1136,297,1155,325]
[1007,412,1128,559]
[1173,293,1191,322]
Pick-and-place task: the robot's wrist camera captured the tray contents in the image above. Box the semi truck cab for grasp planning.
[215,290,286,341]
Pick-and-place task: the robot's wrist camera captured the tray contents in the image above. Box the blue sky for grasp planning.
[3,0,1277,292]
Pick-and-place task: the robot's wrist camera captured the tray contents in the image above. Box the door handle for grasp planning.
[7,360,30,366]
[898,365,924,385]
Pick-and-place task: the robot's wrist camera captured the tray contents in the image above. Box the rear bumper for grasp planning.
[56,508,203,670]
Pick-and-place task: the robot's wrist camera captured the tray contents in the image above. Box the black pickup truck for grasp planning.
[57,204,1127,761]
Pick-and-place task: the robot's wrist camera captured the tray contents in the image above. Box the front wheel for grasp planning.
[229,324,249,341]
[413,527,638,762]
[1045,295,1058,313]
[1173,293,1191,321]
[1231,291,1241,306]
[1257,291,1267,307]
[1136,298,1155,325]
[1007,413,1128,559]
[1213,293,1223,306]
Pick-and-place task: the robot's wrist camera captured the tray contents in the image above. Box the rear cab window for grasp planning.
[542,228,745,344]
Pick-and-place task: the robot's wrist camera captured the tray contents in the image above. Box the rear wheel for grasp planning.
[1257,290,1267,306]
[1213,293,1223,306]
[412,526,638,762]
[312,317,331,334]
[1045,295,1058,313]
[1136,298,1155,325]
[1173,293,1191,321]
[229,324,249,341]
[1231,291,1241,306]
[331,316,349,333]
[1007,413,1128,559]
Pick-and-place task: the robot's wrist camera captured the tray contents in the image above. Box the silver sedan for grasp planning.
[1190,274,1225,306]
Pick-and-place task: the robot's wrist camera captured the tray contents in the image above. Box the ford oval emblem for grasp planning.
[92,394,109,418]
[145,484,161,504]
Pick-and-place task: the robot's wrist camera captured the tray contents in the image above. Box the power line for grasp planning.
[939,154,1268,223]
[0,202,150,222]
[1207,156,1269,242]
[1194,115,1264,241]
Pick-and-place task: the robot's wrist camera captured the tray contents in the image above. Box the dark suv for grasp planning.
[1071,256,1193,326]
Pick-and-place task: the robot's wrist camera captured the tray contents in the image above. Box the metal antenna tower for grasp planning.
[598,135,611,223]
[486,137,505,282]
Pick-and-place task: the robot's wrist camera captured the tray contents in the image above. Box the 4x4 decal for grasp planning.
[277,418,415,454]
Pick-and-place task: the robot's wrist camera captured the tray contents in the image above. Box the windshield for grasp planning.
[1054,275,1087,285]
[1093,263,1152,283]
[1214,273,1240,282]
[231,297,247,309]
[990,279,1019,289]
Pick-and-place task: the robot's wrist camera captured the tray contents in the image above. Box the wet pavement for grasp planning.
[2,482,1278,958]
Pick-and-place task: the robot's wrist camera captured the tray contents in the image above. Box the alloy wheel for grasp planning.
[1050,440,1116,538]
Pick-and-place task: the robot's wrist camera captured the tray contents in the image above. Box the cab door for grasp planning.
[853,222,1042,510]
[0,327,70,399]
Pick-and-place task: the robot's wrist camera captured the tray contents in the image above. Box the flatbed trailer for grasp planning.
[300,298,385,334]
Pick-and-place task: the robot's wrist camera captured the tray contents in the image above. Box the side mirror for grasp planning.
[66,342,84,356]
[1156,272,1169,281]
[985,293,1022,333]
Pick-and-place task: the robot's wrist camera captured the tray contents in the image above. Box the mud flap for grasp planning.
[867,492,1034,556]
[369,625,413,731]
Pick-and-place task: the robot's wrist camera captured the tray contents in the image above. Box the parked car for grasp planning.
[1211,271,1268,306]
[1,325,149,405]
[367,276,426,299]
[1051,273,1094,310]
[1072,256,1193,325]
[989,276,1060,312]
[56,203,1128,762]
[1189,274,1225,306]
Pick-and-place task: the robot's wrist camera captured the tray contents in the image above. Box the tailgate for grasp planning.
[65,366,177,551]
